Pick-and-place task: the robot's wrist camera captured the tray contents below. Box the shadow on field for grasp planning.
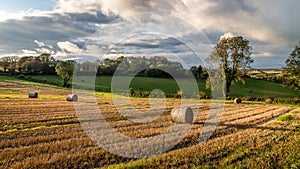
[218,122,291,132]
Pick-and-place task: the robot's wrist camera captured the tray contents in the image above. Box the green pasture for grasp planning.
[1,74,300,99]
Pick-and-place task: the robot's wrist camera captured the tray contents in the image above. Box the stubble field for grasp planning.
[0,79,299,168]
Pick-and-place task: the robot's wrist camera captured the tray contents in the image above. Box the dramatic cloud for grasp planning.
[0,5,117,57]
[0,0,299,68]
[99,0,300,44]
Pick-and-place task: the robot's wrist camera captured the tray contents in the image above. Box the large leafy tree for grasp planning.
[55,60,75,87]
[207,36,253,95]
[284,41,300,88]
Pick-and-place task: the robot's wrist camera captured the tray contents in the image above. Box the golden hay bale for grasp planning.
[171,106,193,124]
[234,98,242,104]
[66,94,78,102]
[265,98,273,104]
[28,92,38,98]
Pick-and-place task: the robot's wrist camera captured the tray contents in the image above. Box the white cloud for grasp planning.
[34,40,46,47]
[0,10,23,22]
[34,40,54,49]
[54,0,101,15]
[53,41,105,58]
[20,49,37,55]
[220,32,235,41]
[0,9,54,23]
[85,45,104,55]
[36,48,53,54]
[57,41,82,54]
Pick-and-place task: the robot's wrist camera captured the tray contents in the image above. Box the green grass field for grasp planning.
[15,75,300,99]
[230,79,300,98]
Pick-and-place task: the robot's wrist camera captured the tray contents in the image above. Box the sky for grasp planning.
[0,1,54,12]
[0,0,299,68]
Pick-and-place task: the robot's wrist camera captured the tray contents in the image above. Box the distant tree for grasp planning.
[75,61,100,75]
[0,57,10,72]
[37,53,52,62]
[18,54,56,74]
[145,68,171,78]
[8,56,19,73]
[0,56,19,74]
[206,36,253,95]
[21,61,44,74]
[55,60,75,87]
[37,53,56,74]
[99,58,120,75]
[127,56,148,73]
[18,56,34,68]
[98,56,187,78]
[190,65,203,79]
[284,41,300,89]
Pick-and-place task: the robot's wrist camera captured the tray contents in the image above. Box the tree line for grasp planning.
[0,54,208,87]
[0,55,198,77]
[56,56,204,87]
[0,53,56,75]
[0,36,300,95]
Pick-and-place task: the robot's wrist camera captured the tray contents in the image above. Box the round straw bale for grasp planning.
[66,94,78,102]
[28,92,38,98]
[234,98,242,104]
[265,98,273,104]
[171,106,193,124]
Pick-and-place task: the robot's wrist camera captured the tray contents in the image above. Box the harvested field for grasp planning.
[0,80,299,168]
